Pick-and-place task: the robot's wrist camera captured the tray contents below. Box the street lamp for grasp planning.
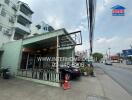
[130,44,132,49]
[108,48,111,60]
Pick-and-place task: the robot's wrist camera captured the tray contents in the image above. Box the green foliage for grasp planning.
[79,66,93,75]
[128,57,132,61]
[92,52,103,62]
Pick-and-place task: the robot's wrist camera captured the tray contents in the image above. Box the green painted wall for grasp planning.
[1,40,22,75]
[0,53,2,67]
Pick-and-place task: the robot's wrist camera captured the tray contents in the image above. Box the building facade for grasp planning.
[1,29,76,87]
[0,0,81,87]
[30,21,54,36]
[0,0,33,48]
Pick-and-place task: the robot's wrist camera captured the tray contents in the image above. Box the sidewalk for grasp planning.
[0,68,132,100]
[95,68,132,100]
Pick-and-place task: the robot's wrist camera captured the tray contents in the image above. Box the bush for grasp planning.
[79,66,94,76]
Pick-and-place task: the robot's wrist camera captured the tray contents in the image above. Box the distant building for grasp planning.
[122,49,132,65]
[122,49,132,57]
[110,55,120,63]
[30,21,54,36]
[0,0,33,48]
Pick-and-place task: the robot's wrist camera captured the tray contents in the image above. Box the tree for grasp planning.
[92,52,103,62]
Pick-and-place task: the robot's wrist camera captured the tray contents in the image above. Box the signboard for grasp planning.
[122,49,132,56]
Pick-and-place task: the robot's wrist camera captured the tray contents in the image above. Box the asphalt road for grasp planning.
[94,63,132,96]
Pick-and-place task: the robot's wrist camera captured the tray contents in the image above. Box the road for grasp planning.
[94,63,132,96]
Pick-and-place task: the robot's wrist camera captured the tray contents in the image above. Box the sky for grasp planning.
[20,0,132,55]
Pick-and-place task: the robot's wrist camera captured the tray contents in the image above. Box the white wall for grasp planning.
[30,21,51,36]
[0,0,33,48]
[0,0,18,47]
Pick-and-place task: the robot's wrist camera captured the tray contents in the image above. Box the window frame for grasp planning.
[4,0,10,5]
[0,25,2,31]
[1,8,6,17]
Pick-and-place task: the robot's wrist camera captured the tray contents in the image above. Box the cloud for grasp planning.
[75,40,89,52]
[94,36,132,54]
[19,0,132,55]
[19,0,31,5]
[103,0,112,5]
[96,37,118,44]
[45,16,63,29]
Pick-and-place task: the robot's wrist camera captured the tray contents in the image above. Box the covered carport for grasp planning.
[21,37,57,71]
[17,29,81,87]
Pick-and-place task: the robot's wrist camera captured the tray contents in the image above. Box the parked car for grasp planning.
[59,66,81,80]
[105,60,112,65]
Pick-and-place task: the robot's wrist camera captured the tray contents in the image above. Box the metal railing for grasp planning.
[17,69,61,83]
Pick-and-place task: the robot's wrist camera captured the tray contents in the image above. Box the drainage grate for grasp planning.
[87,96,110,100]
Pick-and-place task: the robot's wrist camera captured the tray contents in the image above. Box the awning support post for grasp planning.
[56,36,59,73]
[26,53,29,70]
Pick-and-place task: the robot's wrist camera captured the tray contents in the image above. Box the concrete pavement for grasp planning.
[0,67,132,100]
[94,63,132,96]
[0,76,104,100]
[95,67,132,100]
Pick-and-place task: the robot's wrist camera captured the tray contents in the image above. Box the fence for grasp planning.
[17,69,61,83]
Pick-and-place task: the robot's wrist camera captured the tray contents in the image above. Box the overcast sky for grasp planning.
[20,0,132,55]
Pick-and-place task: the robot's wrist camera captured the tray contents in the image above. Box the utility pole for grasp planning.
[86,0,96,56]
[108,48,111,60]
[86,0,96,77]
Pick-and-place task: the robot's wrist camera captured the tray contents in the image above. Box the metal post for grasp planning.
[56,36,59,73]
[33,55,36,70]
[26,53,29,70]
[130,44,132,49]
[72,48,75,65]
[108,48,111,60]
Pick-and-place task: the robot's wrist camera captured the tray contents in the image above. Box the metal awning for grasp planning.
[22,29,82,50]
[23,37,57,49]
[23,35,75,50]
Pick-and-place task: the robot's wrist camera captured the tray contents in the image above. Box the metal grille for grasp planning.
[59,31,82,48]
[17,69,61,83]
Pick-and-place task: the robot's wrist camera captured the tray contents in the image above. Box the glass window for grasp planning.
[9,16,15,23]
[36,25,41,30]
[13,33,24,40]
[1,8,6,17]
[43,27,46,30]
[0,25,2,31]
[4,0,10,5]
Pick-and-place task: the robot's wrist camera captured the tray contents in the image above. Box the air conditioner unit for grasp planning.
[3,29,12,36]
[9,16,15,23]
[12,5,18,11]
